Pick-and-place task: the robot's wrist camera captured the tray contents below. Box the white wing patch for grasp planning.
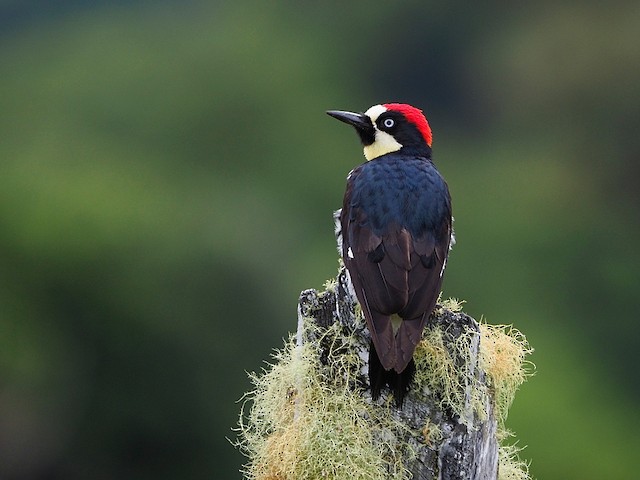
[440,256,447,278]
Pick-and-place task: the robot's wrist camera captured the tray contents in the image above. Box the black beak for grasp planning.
[326,110,369,129]
[326,110,375,145]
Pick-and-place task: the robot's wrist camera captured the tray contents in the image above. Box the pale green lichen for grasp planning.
[236,292,534,480]
[498,442,531,480]
[479,323,535,426]
[420,419,443,447]
[322,277,337,293]
[413,325,477,421]
[237,321,416,480]
[439,297,466,313]
[479,323,534,480]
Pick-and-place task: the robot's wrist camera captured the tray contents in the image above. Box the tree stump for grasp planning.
[296,268,498,480]
[237,267,532,480]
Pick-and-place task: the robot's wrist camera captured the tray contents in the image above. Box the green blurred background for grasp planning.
[1,1,638,478]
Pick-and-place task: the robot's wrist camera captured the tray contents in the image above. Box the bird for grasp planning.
[327,103,452,406]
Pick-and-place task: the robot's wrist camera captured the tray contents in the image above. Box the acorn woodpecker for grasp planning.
[327,103,452,406]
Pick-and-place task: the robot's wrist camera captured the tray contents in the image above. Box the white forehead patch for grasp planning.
[364,104,388,123]
[363,104,403,160]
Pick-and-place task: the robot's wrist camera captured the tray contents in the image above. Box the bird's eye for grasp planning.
[382,118,395,129]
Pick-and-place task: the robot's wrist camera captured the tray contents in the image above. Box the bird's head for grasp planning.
[327,103,432,161]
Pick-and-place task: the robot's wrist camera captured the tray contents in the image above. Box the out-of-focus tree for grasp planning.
[0,1,637,479]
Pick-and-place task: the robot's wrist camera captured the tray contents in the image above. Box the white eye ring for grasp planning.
[383,118,395,129]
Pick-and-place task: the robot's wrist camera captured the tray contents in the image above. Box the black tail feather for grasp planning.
[368,341,416,407]
[369,341,386,401]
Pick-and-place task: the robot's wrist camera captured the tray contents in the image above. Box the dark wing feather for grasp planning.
[343,202,397,370]
[346,206,409,315]
[395,222,452,371]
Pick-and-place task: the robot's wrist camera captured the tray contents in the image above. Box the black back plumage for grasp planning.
[341,152,452,405]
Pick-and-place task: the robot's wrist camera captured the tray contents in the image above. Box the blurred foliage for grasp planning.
[0,1,638,479]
